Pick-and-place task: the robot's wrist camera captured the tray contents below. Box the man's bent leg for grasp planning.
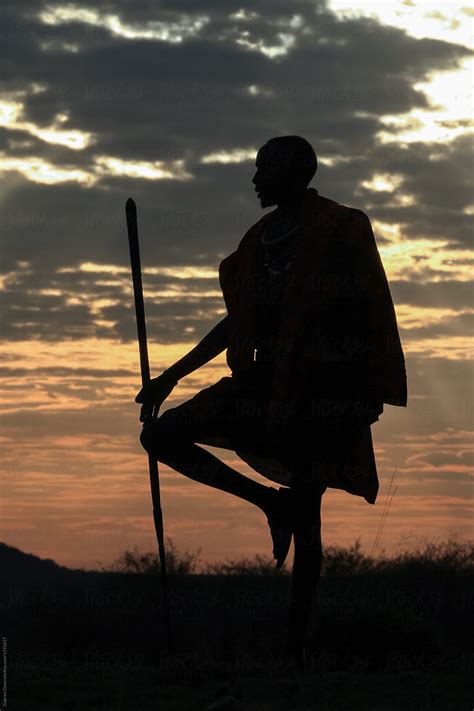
[140,412,276,513]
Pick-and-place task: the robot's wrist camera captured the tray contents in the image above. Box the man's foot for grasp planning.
[264,487,294,569]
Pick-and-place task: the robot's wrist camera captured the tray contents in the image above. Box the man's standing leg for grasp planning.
[287,474,326,662]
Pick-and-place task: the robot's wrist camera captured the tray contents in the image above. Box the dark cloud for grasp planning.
[406,449,473,469]
[0,265,225,341]
[399,311,473,340]
[390,279,473,309]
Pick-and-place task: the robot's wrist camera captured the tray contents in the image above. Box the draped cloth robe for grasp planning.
[216,188,407,504]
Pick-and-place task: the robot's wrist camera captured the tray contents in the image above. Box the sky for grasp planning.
[1,0,473,570]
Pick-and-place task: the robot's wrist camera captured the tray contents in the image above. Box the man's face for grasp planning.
[252,144,297,208]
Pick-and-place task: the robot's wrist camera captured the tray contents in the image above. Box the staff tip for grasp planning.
[126,197,136,210]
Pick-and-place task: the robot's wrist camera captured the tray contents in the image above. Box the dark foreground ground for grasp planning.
[2,539,473,710]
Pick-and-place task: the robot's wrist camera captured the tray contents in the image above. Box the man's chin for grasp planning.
[258,195,277,208]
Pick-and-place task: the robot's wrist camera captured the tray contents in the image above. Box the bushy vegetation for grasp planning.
[205,552,287,576]
[368,534,474,575]
[101,533,473,576]
[100,537,202,575]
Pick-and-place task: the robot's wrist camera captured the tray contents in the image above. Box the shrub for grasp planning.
[204,553,287,576]
[101,537,201,575]
[322,537,376,575]
[100,533,473,576]
[373,533,474,576]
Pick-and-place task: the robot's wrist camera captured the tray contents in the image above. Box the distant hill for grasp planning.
[0,541,76,584]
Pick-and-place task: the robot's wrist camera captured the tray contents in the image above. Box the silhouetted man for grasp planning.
[137,135,407,660]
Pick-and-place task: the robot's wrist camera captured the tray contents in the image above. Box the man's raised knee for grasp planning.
[140,423,155,453]
[139,417,180,455]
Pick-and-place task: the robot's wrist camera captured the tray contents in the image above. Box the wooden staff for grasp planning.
[125,197,172,653]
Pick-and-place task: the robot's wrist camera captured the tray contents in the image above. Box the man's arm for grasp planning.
[163,314,230,382]
[135,314,229,418]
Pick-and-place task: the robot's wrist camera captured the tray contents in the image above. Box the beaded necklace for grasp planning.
[260,220,301,275]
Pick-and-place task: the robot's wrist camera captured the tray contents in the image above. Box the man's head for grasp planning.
[252,135,317,208]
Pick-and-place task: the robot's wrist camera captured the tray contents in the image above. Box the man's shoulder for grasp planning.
[218,213,266,281]
[221,212,268,262]
[318,194,370,223]
[306,192,370,238]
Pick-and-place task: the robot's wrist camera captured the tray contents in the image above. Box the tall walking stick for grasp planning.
[125,197,172,653]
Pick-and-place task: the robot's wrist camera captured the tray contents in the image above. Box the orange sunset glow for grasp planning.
[1,0,472,571]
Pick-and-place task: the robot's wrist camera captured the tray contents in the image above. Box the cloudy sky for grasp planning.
[1,0,472,569]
